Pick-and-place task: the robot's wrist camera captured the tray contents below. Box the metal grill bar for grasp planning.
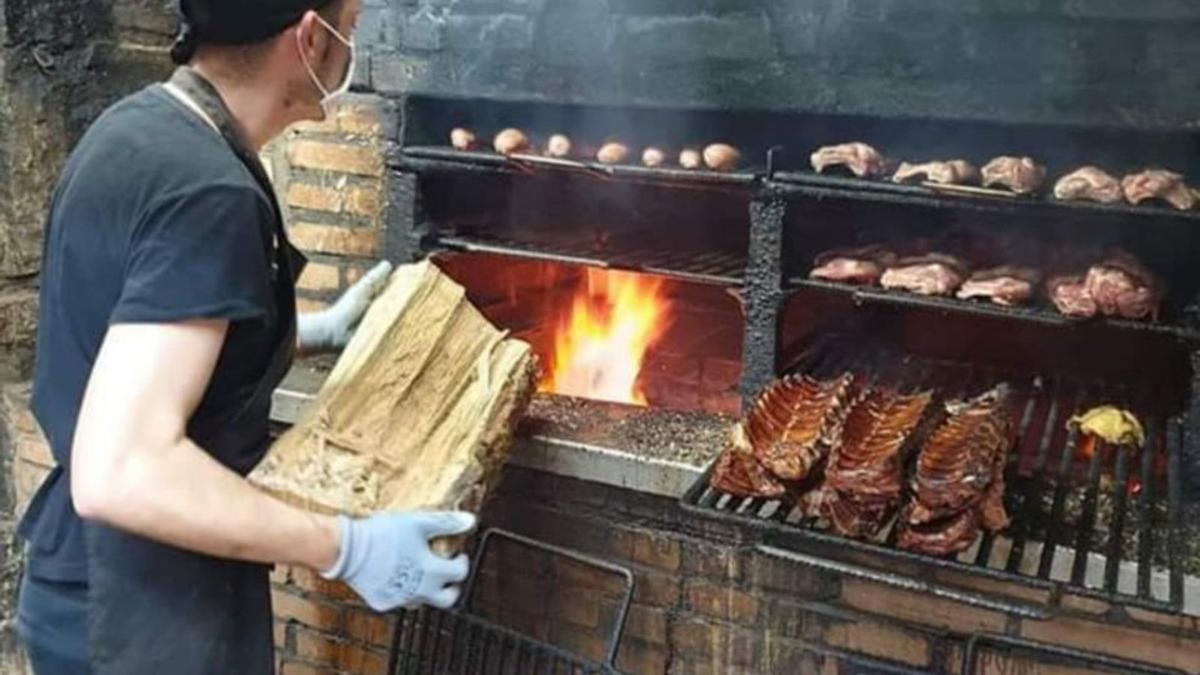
[438,234,746,286]
[788,278,1200,342]
[771,171,1200,224]
[680,342,1185,613]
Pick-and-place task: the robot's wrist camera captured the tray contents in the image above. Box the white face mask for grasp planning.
[299,13,356,114]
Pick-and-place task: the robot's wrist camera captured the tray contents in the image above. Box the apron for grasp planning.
[85,67,306,675]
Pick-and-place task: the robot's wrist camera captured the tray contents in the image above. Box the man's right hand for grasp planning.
[322,511,477,612]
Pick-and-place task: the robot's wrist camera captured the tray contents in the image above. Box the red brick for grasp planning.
[279,660,335,675]
[290,117,339,134]
[668,619,761,669]
[15,432,53,467]
[293,627,348,667]
[557,557,628,599]
[289,223,379,257]
[288,139,383,177]
[823,617,931,668]
[700,357,742,392]
[684,579,759,623]
[630,529,682,572]
[271,589,344,632]
[1020,615,1200,672]
[840,578,1007,634]
[286,183,382,219]
[336,107,382,137]
[625,604,668,645]
[297,262,341,292]
[290,567,360,603]
[632,570,681,607]
[1059,592,1113,617]
[681,540,745,582]
[1126,607,1200,635]
[344,609,394,649]
[335,642,388,675]
[274,619,291,649]
[616,638,669,675]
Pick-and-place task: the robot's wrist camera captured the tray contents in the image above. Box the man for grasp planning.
[15,1,474,673]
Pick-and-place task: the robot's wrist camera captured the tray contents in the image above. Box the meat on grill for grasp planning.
[811,143,888,178]
[1047,275,1098,318]
[955,266,1041,306]
[809,245,898,285]
[1084,253,1160,321]
[981,156,1046,195]
[880,254,968,296]
[1121,169,1196,211]
[899,385,1012,556]
[892,160,980,186]
[710,426,787,498]
[810,388,933,540]
[1053,166,1124,204]
[745,373,858,481]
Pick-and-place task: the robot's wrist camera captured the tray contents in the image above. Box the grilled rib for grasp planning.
[745,373,857,481]
[710,425,787,499]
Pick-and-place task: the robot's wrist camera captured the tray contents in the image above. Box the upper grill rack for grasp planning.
[437,233,747,286]
[681,339,1186,613]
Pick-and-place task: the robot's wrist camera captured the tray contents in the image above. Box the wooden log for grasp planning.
[251,260,538,520]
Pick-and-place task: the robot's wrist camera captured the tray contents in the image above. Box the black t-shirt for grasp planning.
[19,83,288,583]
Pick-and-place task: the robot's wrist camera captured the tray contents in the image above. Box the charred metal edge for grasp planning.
[962,634,1187,675]
[381,169,431,265]
[739,191,787,411]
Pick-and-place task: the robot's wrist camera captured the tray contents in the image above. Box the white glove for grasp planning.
[297,261,393,351]
[322,511,477,612]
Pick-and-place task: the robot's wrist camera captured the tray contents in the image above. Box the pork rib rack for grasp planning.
[746,373,858,481]
[898,385,1013,556]
[806,388,933,540]
[709,426,786,498]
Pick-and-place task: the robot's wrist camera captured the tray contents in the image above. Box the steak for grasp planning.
[899,385,1012,556]
[981,156,1046,194]
[809,245,897,285]
[956,266,1041,306]
[710,425,787,498]
[811,142,888,178]
[1084,252,1160,321]
[1121,169,1195,211]
[892,160,980,186]
[745,373,858,481]
[880,254,968,296]
[1047,275,1098,318]
[1053,166,1123,204]
[810,388,933,540]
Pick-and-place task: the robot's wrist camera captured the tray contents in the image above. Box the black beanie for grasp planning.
[171,0,337,65]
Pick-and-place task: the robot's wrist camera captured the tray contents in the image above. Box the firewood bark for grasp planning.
[252,261,537,520]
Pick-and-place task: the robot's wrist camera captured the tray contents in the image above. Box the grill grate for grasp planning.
[388,529,633,675]
[682,338,1186,613]
[438,233,746,286]
[788,278,1200,342]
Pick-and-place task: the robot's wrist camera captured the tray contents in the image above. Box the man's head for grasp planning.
[172,0,361,124]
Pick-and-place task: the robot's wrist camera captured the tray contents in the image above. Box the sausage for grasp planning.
[703,143,741,172]
[450,128,477,151]
[679,148,702,170]
[493,128,530,155]
[596,142,630,165]
[545,134,572,158]
[642,147,666,168]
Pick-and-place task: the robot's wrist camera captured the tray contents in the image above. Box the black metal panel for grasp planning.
[739,194,787,410]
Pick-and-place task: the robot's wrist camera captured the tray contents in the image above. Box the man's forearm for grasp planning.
[75,436,339,571]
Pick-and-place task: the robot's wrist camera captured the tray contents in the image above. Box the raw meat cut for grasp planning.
[710,425,787,498]
[898,385,1012,556]
[1121,169,1195,211]
[809,245,897,285]
[893,160,980,186]
[956,266,1041,306]
[811,143,888,178]
[1053,167,1123,204]
[981,156,1046,194]
[880,254,968,296]
[1047,275,1098,318]
[745,373,858,481]
[810,388,933,540]
[1084,253,1160,321]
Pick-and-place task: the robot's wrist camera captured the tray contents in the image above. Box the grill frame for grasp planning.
[387,529,635,675]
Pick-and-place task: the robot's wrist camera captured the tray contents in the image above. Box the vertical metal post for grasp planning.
[739,189,787,412]
[382,166,432,264]
[1183,350,1200,504]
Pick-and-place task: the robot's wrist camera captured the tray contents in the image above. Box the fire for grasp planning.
[544,268,671,405]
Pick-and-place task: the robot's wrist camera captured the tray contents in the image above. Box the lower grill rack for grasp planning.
[388,529,633,675]
[682,341,1186,613]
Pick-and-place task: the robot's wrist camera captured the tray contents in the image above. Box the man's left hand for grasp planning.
[297,260,393,352]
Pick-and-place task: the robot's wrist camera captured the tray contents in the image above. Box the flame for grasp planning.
[544,268,671,405]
